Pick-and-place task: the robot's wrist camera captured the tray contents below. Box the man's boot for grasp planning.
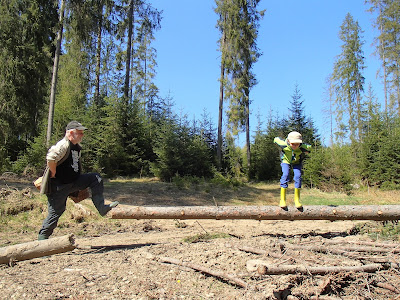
[294,188,302,208]
[92,194,119,216]
[38,234,48,241]
[280,187,287,208]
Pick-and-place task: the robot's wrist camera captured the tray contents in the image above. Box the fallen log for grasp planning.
[0,234,76,265]
[111,205,400,221]
[235,243,398,267]
[157,256,248,289]
[331,245,400,253]
[247,259,385,275]
[276,241,400,267]
[279,241,400,257]
[323,239,400,248]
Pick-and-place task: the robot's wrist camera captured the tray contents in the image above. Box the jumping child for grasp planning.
[274,131,311,209]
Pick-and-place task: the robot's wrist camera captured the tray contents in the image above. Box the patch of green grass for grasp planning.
[174,219,187,228]
[0,208,44,246]
[210,172,245,188]
[172,175,191,190]
[183,232,231,243]
[354,221,400,241]
[302,195,363,206]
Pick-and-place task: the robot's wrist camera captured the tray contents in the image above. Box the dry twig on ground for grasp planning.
[156,256,248,289]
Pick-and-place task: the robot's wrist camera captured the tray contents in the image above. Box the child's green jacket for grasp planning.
[274,137,311,165]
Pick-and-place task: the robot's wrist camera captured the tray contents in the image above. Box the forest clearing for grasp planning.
[1,174,400,299]
[2,2,400,298]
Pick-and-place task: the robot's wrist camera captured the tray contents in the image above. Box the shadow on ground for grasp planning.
[103,179,281,207]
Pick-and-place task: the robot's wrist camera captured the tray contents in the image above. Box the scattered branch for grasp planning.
[157,256,248,289]
[234,244,296,263]
[374,281,399,293]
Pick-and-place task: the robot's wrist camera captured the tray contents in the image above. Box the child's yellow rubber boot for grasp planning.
[279,187,287,208]
[294,188,302,208]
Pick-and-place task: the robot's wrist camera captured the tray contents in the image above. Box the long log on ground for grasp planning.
[323,239,400,248]
[279,241,400,267]
[236,243,397,265]
[246,260,386,275]
[279,241,400,255]
[111,205,400,221]
[0,234,76,265]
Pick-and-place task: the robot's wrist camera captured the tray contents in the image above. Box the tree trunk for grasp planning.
[217,61,224,169]
[217,24,226,169]
[397,67,400,117]
[111,205,400,221]
[94,6,103,106]
[245,90,250,172]
[278,241,400,261]
[243,3,251,174]
[46,0,65,147]
[0,234,75,265]
[124,0,134,101]
[247,260,384,275]
[379,4,388,122]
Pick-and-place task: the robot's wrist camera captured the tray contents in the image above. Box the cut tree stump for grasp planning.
[111,205,400,221]
[0,234,76,265]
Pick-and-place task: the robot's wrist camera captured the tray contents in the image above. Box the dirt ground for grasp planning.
[1,175,400,299]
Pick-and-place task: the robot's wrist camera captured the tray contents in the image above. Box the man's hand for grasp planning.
[48,161,57,178]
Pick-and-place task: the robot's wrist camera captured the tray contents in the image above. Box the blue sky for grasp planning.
[150,0,382,145]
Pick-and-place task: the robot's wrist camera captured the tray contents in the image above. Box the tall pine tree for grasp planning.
[332,13,366,143]
[215,0,264,175]
[286,84,319,145]
[0,0,58,165]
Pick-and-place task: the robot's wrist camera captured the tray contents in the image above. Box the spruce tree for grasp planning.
[332,13,366,143]
[215,0,263,175]
[366,0,389,118]
[322,75,335,145]
[215,0,231,169]
[358,84,384,186]
[367,0,400,116]
[0,0,58,165]
[250,113,282,181]
[286,84,320,145]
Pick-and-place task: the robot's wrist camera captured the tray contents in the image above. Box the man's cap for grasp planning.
[287,131,302,143]
[66,121,88,131]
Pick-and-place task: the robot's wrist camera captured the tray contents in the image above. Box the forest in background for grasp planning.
[1,0,400,192]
